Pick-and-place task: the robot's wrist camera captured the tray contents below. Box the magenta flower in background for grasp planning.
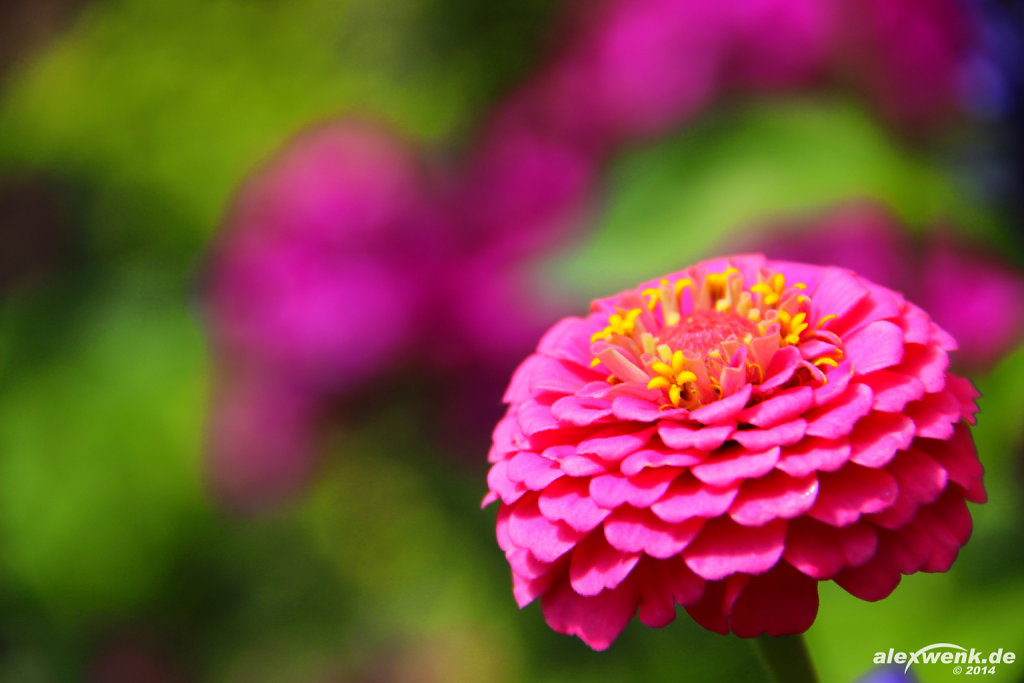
[451,0,977,262]
[835,0,971,129]
[202,121,446,510]
[205,121,440,393]
[748,203,1024,369]
[723,0,835,90]
[485,254,984,650]
[206,369,322,512]
[201,119,577,510]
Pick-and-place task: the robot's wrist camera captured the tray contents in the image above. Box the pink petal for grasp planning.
[504,355,541,404]
[945,374,980,423]
[620,444,705,477]
[807,464,898,527]
[540,575,639,651]
[728,471,819,526]
[487,460,528,505]
[785,518,878,580]
[507,493,583,562]
[690,385,754,424]
[685,575,747,635]
[757,346,803,392]
[526,423,594,451]
[864,487,919,530]
[684,517,787,580]
[512,567,560,608]
[506,546,554,580]
[496,504,513,551]
[603,506,704,559]
[589,468,680,509]
[732,419,807,450]
[577,425,657,461]
[488,412,519,463]
[905,391,961,439]
[728,563,819,637]
[551,395,614,426]
[691,446,781,486]
[658,422,735,450]
[860,369,925,412]
[897,343,949,393]
[837,522,879,567]
[782,518,841,580]
[636,556,705,628]
[506,451,564,490]
[739,386,814,427]
[834,540,902,601]
[517,400,560,436]
[811,361,855,407]
[923,424,985,503]
[557,454,610,475]
[811,270,869,321]
[804,383,874,438]
[896,307,933,345]
[569,531,642,596]
[848,412,916,468]
[651,474,740,522]
[595,346,651,385]
[531,356,600,397]
[507,355,598,404]
[538,477,612,533]
[917,488,973,549]
[843,320,905,374]
[832,288,904,337]
[538,317,599,368]
[885,448,948,506]
[611,395,689,422]
[879,524,934,575]
[776,437,850,477]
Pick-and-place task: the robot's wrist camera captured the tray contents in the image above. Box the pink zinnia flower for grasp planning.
[484,254,984,649]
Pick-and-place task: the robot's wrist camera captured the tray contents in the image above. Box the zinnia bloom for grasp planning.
[484,254,984,649]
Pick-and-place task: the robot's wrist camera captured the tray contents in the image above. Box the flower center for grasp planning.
[589,267,843,409]
[660,310,760,355]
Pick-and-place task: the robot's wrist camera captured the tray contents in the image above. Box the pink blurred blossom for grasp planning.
[205,122,440,393]
[485,254,984,649]
[202,121,577,510]
[202,122,444,510]
[457,0,976,255]
[834,0,972,128]
[723,0,836,90]
[206,369,323,512]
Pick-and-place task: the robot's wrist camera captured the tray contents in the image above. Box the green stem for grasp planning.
[752,633,820,683]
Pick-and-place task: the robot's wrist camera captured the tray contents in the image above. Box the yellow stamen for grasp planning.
[647,376,672,390]
[651,361,673,377]
[671,349,685,372]
[675,370,697,384]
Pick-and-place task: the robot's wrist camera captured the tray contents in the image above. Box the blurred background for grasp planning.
[0,0,1022,681]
